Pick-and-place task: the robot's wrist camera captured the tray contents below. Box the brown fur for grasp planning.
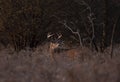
[49,42,59,61]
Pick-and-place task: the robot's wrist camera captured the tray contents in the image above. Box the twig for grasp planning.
[110,16,119,58]
[79,0,96,49]
[88,14,95,47]
[60,20,83,48]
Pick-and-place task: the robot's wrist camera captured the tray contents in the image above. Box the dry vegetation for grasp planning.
[0,0,120,81]
[0,43,120,82]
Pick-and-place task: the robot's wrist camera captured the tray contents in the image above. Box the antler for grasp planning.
[57,33,62,39]
[47,32,54,38]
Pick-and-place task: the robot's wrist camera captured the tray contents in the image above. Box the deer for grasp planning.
[47,32,62,61]
[47,32,82,62]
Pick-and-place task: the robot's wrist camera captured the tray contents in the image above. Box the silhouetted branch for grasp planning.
[60,20,83,48]
[110,16,120,58]
[79,0,96,49]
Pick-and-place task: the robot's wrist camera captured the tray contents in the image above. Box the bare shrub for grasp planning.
[3,7,49,51]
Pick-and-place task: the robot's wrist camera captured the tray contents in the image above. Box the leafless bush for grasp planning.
[2,1,51,51]
[4,11,45,51]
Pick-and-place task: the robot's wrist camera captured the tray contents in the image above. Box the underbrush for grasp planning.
[0,43,120,82]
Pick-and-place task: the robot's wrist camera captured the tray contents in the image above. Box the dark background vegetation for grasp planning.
[0,0,120,51]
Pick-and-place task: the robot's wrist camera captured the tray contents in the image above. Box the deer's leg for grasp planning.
[49,49,55,62]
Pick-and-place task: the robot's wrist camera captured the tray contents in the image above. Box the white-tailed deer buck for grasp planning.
[47,32,62,61]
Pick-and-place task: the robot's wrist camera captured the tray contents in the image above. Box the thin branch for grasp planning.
[79,0,96,49]
[60,20,83,48]
[88,15,95,44]
[110,16,119,58]
[79,0,92,15]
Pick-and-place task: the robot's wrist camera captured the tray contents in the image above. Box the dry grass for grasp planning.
[0,43,120,82]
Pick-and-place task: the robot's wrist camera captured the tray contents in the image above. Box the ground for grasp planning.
[0,43,120,82]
